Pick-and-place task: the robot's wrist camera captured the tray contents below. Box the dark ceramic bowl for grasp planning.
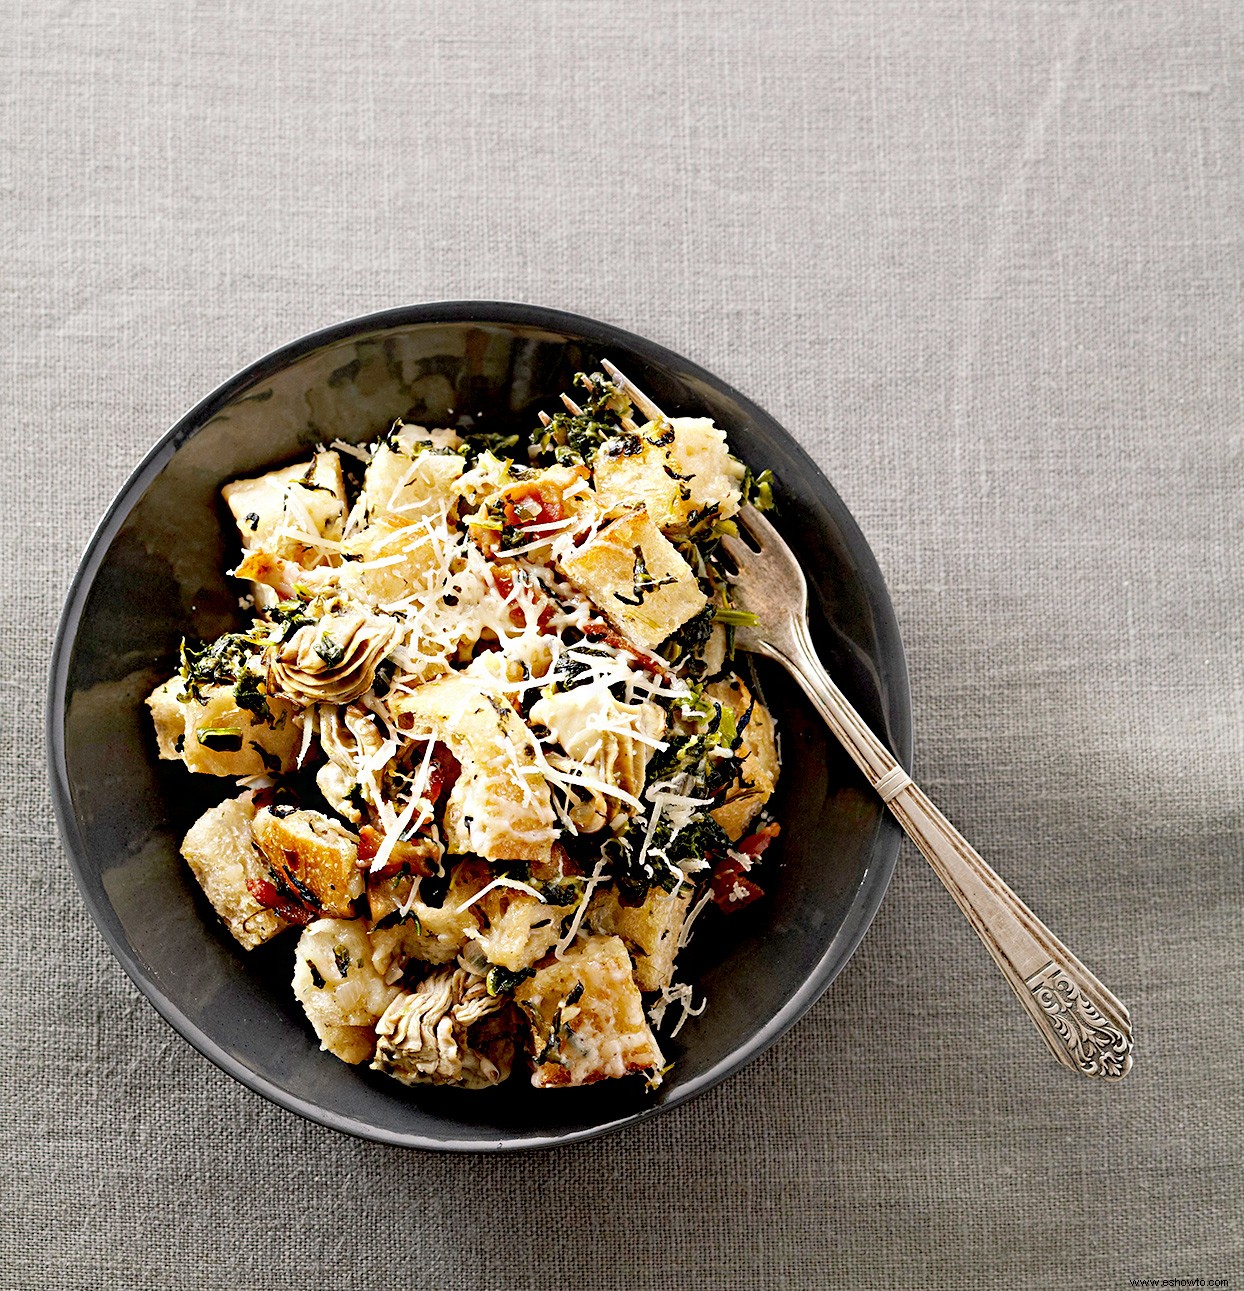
[47,303,911,1151]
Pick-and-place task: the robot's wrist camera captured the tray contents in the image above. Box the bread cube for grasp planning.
[251,808,364,918]
[180,795,287,950]
[476,891,561,972]
[367,859,488,973]
[514,934,664,1087]
[705,675,779,840]
[223,450,347,558]
[587,884,691,992]
[559,508,707,651]
[146,678,302,778]
[361,425,464,524]
[312,1024,378,1065]
[338,515,446,609]
[591,417,744,532]
[292,918,400,1063]
[390,672,557,863]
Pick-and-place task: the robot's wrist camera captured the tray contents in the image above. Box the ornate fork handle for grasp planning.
[594,359,1132,1081]
[770,615,1134,1080]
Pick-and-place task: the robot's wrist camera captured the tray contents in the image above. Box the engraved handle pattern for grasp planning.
[769,617,1134,1081]
[1026,962,1133,1080]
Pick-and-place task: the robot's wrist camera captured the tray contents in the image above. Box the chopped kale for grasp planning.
[603,432,644,458]
[269,598,315,641]
[295,461,336,495]
[534,980,587,1065]
[607,686,747,903]
[742,467,777,512]
[531,372,631,466]
[682,501,725,541]
[308,963,326,989]
[533,1025,563,1067]
[613,546,676,607]
[713,606,760,629]
[248,741,282,774]
[550,644,610,693]
[233,671,273,725]
[333,946,351,977]
[659,603,714,664]
[282,869,319,907]
[371,906,423,933]
[644,729,714,785]
[485,964,536,996]
[179,630,267,705]
[315,634,345,667]
[195,726,243,752]
[609,810,731,906]
[458,427,522,460]
[535,878,583,907]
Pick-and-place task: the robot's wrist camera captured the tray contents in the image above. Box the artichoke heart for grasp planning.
[269,609,397,705]
[315,702,389,822]
[372,967,516,1090]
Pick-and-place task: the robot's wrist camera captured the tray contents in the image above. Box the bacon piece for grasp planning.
[709,856,765,913]
[736,821,780,858]
[503,481,565,528]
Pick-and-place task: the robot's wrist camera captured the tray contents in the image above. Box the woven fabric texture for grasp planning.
[3,2,1241,1288]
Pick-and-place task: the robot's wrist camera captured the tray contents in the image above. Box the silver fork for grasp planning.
[602,360,1133,1080]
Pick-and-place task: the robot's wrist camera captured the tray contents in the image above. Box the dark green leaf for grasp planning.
[196,726,243,752]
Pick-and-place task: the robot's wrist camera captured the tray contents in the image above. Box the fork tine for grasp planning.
[549,371,642,436]
[716,533,753,565]
[543,374,640,435]
[589,378,640,434]
[735,503,781,549]
[600,358,667,423]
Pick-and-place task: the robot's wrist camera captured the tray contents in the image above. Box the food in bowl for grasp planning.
[146,369,782,1092]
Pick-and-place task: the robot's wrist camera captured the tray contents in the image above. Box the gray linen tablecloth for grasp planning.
[3,2,1241,1287]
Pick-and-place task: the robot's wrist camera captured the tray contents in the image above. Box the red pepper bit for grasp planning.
[582,620,670,679]
[426,742,461,804]
[250,785,281,812]
[245,877,314,926]
[295,732,321,772]
[490,565,557,632]
[530,841,581,883]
